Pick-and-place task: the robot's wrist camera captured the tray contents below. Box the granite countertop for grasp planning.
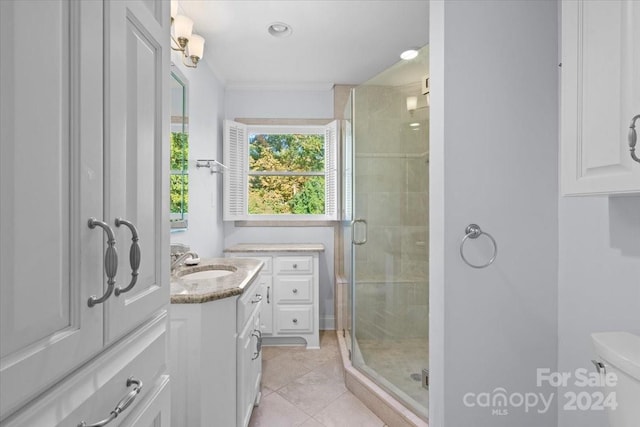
[224,243,325,253]
[170,258,263,304]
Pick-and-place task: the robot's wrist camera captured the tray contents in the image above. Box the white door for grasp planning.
[104,0,170,342]
[0,0,104,420]
[561,0,640,195]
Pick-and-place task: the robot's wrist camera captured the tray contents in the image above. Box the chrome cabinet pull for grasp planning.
[629,114,640,163]
[351,218,368,245]
[114,218,140,296]
[292,318,298,324]
[292,263,298,269]
[252,329,262,360]
[266,286,270,304]
[78,377,143,427]
[88,218,118,307]
[292,288,298,294]
[251,294,263,304]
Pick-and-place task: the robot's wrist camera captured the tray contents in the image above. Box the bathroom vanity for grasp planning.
[169,258,264,427]
[225,244,325,349]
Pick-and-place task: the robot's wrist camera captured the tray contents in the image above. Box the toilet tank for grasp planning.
[591,332,640,427]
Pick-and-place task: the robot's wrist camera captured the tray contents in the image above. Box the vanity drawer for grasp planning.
[237,277,262,328]
[275,276,313,304]
[275,256,313,274]
[276,306,313,334]
[3,316,167,427]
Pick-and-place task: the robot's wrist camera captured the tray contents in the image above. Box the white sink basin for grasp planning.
[180,269,233,280]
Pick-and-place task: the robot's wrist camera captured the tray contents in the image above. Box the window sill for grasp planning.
[234,220,339,227]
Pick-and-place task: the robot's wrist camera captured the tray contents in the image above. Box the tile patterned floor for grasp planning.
[249,331,386,427]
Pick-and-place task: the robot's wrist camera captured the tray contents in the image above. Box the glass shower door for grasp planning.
[350,46,430,419]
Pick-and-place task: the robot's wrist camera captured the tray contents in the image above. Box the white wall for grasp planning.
[225,87,334,119]
[558,196,640,427]
[170,53,226,258]
[224,87,337,330]
[430,1,559,426]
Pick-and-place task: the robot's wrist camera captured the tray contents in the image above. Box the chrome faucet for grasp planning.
[171,251,199,272]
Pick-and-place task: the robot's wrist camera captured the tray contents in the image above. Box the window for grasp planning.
[224,121,338,221]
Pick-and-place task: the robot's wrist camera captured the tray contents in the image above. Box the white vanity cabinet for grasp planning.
[560,0,640,195]
[170,272,263,427]
[0,0,170,424]
[225,244,324,349]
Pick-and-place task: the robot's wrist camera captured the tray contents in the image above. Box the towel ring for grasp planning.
[460,224,497,269]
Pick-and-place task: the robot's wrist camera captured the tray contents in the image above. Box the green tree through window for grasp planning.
[248,133,325,215]
[170,131,188,216]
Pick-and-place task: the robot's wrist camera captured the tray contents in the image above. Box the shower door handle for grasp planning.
[351,218,368,245]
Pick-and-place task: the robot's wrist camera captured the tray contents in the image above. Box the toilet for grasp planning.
[591,332,640,427]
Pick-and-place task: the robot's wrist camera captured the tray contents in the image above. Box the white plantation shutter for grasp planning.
[325,120,338,220]
[223,120,247,220]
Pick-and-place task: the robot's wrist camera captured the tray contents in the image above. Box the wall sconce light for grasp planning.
[170,3,205,68]
[406,96,418,113]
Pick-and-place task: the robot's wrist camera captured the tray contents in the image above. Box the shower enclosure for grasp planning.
[341,46,429,419]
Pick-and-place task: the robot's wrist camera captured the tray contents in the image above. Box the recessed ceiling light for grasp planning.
[400,49,419,60]
[410,122,420,127]
[268,22,292,38]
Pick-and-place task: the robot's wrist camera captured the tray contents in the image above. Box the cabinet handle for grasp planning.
[292,288,298,294]
[629,114,640,163]
[292,318,298,324]
[266,286,270,304]
[251,294,263,304]
[252,329,262,360]
[293,263,298,269]
[77,377,143,427]
[114,218,140,296]
[87,218,118,307]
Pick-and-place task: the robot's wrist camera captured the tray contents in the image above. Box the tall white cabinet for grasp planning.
[560,0,640,195]
[0,0,170,425]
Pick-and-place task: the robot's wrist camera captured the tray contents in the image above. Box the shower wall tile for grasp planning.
[368,192,404,227]
[407,158,429,193]
[403,192,428,227]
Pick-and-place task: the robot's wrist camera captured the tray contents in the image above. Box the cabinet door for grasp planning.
[0,1,104,420]
[561,0,640,195]
[251,313,263,406]
[237,317,256,427]
[257,275,273,334]
[104,0,170,342]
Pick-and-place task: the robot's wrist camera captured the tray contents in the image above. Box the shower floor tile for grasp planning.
[356,338,429,411]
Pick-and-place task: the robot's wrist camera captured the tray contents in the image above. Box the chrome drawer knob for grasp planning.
[292,318,298,324]
[292,288,298,294]
[293,263,298,269]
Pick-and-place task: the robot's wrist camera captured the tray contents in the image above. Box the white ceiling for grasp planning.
[177,0,429,88]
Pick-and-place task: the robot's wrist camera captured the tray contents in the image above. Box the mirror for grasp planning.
[170,67,189,229]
